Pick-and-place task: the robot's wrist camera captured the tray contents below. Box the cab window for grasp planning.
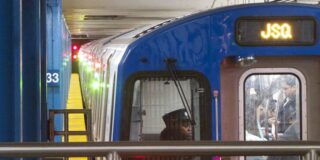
[122,73,211,141]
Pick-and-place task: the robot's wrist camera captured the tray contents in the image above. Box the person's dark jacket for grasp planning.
[278,99,296,133]
[160,128,184,140]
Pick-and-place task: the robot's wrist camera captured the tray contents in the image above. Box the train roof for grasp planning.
[105,3,320,44]
[81,2,320,53]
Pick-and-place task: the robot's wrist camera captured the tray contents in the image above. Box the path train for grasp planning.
[77,3,320,145]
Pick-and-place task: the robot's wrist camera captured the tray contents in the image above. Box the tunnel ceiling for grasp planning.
[62,0,215,40]
[62,0,320,40]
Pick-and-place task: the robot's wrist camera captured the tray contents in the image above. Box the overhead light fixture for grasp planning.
[84,15,124,20]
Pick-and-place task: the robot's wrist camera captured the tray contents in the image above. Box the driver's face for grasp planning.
[179,121,193,140]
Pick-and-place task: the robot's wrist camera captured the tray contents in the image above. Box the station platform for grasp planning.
[67,74,87,142]
[66,73,88,160]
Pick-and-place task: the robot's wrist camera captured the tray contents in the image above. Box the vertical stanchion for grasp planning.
[213,90,219,141]
[49,111,55,141]
[304,149,318,160]
[64,112,69,142]
[304,152,311,160]
[40,0,48,142]
[87,110,92,141]
[310,150,317,160]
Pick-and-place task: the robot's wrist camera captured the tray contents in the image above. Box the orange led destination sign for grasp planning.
[260,23,293,40]
[236,17,315,46]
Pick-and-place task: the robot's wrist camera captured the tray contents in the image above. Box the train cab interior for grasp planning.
[122,73,212,141]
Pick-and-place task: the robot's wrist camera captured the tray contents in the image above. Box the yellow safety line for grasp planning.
[67,73,87,160]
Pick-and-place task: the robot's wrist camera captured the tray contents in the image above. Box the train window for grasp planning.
[130,78,201,141]
[122,74,212,141]
[245,74,301,141]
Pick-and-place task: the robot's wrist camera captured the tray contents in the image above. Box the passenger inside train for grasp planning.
[276,76,298,136]
[245,75,300,160]
[245,74,300,141]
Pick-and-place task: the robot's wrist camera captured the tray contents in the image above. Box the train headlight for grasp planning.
[236,56,257,67]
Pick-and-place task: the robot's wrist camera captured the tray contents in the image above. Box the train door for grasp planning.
[220,56,320,158]
[239,69,306,142]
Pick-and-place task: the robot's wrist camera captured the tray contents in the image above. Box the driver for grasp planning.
[160,109,193,140]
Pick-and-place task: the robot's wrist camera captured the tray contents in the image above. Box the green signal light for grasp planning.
[91,81,100,90]
[94,72,100,79]
[86,66,93,73]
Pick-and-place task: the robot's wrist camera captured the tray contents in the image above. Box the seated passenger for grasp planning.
[160,109,193,140]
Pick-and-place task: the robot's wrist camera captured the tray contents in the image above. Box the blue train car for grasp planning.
[79,3,320,144]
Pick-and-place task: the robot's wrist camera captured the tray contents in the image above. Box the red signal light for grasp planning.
[72,44,79,51]
[73,54,78,60]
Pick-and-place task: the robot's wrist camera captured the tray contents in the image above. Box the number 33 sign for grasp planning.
[47,70,60,86]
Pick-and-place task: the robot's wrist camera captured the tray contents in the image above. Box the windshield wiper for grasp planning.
[165,58,195,126]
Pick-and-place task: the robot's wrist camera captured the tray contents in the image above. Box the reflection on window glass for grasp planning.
[245,74,301,141]
[129,78,202,141]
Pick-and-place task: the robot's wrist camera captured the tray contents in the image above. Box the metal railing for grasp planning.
[0,141,318,159]
[49,109,92,142]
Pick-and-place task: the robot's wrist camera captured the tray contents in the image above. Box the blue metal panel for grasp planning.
[12,0,23,142]
[41,0,48,142]
[47,0,63,142]
[22,0,42,141]
[47,0,71,142]
[47,0,61,110]
[113,3,320,141]
[0,0,48,143]
[0,0,15,142]
[61,22,71,111]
